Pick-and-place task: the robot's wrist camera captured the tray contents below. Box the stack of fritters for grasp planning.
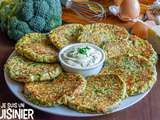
[4,23,158,114]
[5,33,63,83]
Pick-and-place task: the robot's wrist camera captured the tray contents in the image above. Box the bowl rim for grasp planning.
[58,43,105,70]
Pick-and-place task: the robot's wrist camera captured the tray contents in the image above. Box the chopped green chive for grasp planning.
[78,47,90,55]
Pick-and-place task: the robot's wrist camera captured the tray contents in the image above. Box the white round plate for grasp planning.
[4,51,154,117]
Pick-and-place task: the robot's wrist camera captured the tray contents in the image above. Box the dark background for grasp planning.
[0,31,160,120]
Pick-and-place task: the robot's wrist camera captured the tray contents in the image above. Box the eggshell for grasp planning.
[119,0,140,21]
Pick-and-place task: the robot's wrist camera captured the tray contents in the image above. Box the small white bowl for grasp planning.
[59,43,105,77]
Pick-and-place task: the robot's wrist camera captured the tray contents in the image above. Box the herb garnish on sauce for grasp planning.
[78,47,90,55]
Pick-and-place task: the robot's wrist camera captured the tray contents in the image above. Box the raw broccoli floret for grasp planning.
[8,29,24,40]
[20,0,34,21]
[17,21,31,33]
[29,16,46,32]
[8,17,19,29]
[0,0,62,41]
[0,0,21,31]
[44,16,62,32]
[34,0,49,18]
[8,17,32,40]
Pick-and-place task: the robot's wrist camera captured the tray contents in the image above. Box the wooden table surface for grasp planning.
[0,30,160,120]
[62,0,153,29]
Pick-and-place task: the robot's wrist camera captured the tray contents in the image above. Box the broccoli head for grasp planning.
[34,0,49,18]
[29,16,46,32]
[7,17,32,40]
[0,0,62,41]
[20,0,34,21]
[8,29,24,40]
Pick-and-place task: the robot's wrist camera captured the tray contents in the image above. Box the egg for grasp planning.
[131,21,156,39]
[119,0,140,21]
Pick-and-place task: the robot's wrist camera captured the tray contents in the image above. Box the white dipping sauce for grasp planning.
[62,45,102,68]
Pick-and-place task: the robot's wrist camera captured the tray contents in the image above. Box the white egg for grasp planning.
[119,0,140,21]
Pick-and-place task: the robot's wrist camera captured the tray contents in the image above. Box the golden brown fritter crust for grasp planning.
[16,33,58,63]
[78,23,129,46]
[66,74,126,113]
[102,40,130,59]
[100,55,157,96]
[128,35,158,64]
[49,24,83,49]
[102,35,157,64]
[5,54,62,82]
[24,73,86,106]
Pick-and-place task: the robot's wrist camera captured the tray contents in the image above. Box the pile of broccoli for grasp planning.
[0,0,62,41]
